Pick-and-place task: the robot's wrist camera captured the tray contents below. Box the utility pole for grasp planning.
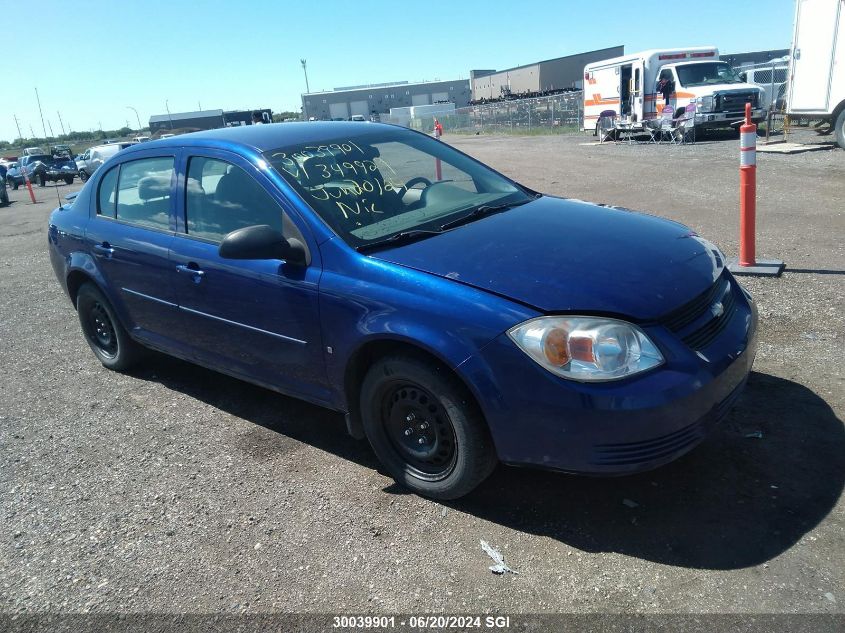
[29,124,36,139]
[34,87,47,139]
[300,59,310,93]
[301,59,311,120]
[126,106,142,132]
[165,100,174,130]
[13,115,23,144]
[57,111,66,136]
[48,120,55,138]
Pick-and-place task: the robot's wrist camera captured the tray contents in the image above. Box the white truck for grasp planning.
[582,47,764,134]
[786,0,845,148]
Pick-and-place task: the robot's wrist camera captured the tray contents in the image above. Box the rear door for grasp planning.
[84,150,182,344]
[789,0,841,112]
[169,149,328,401]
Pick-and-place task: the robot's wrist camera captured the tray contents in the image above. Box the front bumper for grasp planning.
[695,108,764,128]
[459,277,758,475]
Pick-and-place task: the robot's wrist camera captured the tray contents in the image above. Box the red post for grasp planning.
[739,102,756,267]
[24,175,36,204]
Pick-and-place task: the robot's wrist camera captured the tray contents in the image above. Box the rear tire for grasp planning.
[835,109,845,150]
[11,179,19,190]
[360,354,497,500]
[64,176,73,185]
[78,170,88,182]
[76,282,142,371]
[38,174,46,187]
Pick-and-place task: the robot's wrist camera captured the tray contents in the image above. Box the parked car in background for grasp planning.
[76,142,135,181]
[159,133,176,139]
[132,136,151,143]
[6,153,77,187]
[48,122,757,499]
[22,147,46,156]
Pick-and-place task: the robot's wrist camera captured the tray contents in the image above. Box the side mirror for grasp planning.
[218,224,307,265]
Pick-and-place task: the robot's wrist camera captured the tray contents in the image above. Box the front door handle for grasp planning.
[176,263,205,284]
[92,242,114,258]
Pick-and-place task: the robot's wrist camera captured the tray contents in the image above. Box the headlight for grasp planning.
[696,96,714,113]
[507,317,663,382]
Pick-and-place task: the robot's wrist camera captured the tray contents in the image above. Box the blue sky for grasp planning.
[2,0,796,143]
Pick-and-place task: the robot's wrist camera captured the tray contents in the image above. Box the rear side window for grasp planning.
[97,166,119,217]
[185,157,286,242]
[115,157,174,230]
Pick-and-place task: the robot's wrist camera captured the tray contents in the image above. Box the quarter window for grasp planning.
[115,157,174,229]
[185,157,287,243]
[97,166,119,217]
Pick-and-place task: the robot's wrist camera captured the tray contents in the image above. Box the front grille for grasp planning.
[658,273,738,351]
[716,91,757,113]
[591,421,704,466]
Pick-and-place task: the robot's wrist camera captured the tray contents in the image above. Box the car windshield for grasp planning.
[676,62,744,87]
[264,128,531,249]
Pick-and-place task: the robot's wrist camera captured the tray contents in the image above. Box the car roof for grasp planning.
[125,121,390,155]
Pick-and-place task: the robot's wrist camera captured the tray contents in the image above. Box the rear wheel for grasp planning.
[38,173,46,187]
[835,109,845,150]
[76,282,142,371]
[360,355,497,499]
[78,170,88,182]
[11,178,19,190]
[64,176,73,185]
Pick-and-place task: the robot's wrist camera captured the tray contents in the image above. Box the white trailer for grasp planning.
[786,0,845,148]
[583,47,764,133]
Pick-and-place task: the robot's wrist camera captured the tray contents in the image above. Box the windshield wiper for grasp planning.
[439,197,536,232]
[356,229,443,253]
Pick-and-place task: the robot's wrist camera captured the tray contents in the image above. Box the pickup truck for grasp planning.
[5,153,78,188]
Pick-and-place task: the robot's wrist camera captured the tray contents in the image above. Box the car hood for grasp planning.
[370,196,724,320]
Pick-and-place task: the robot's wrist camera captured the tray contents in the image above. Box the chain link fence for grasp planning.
[384,92,585,135]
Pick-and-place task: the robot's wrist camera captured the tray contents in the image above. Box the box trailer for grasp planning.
[583,47,764,134]
[786,0,845,148]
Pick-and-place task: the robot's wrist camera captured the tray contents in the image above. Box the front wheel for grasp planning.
[360,355,497,499]
[38,174,46,187]
[78,170,88,182]
[835,109,845,150]
[76,282,142,371]
[11,178,19,190]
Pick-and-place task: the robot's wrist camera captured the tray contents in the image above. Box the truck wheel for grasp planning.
[78,170,88,182]
[11,179,19,190]
[835,110,845,150]
[64,176,73,185]
[38,174,46,187]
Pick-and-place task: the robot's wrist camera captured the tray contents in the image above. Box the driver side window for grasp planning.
[185,157,302,244]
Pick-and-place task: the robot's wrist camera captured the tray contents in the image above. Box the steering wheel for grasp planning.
[404,176,432,190]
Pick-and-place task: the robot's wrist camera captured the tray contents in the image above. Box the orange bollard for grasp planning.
[728,102,784,277]
[739,103,756,266]
[25,177,36,204]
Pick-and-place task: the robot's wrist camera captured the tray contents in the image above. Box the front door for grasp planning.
[169,150,329,402]
[632,61,645,121]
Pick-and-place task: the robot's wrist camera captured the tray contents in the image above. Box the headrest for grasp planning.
[138,175,171,200]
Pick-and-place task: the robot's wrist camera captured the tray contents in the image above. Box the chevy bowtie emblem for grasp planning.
[711,302,724,318]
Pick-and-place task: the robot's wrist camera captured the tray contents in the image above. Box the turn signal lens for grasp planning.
[508,317,663,382]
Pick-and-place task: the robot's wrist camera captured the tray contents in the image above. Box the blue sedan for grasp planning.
[47,122,757,499]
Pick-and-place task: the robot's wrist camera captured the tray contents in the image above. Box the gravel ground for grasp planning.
[1,130,843,620]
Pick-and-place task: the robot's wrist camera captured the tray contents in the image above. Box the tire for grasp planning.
[11,178,19,190]
[64,176,73,185]
[76,282,142,371]
[835,109,845,151]
[78,170,88,182]
[0,189,8,206]
[38,174,46,187]
[360,354,497,499]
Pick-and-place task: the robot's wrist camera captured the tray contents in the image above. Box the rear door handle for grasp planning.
[176,264,205,283]
[92,242,114,257]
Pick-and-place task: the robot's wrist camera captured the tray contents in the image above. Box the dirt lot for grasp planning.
[1,131,843,621]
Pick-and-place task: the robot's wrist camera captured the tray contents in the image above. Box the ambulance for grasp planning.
[582,47,765,134]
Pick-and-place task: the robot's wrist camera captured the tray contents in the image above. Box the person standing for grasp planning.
[433,118,443,139]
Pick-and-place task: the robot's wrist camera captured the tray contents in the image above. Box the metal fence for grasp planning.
[384,92,585,135]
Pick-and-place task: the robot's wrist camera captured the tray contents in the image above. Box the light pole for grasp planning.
[165,100,174,130]
[301,59,311,120]
[127,106,142,132]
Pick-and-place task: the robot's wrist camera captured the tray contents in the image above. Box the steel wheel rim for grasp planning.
[87,301,117,357]
[380,382,457,480]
